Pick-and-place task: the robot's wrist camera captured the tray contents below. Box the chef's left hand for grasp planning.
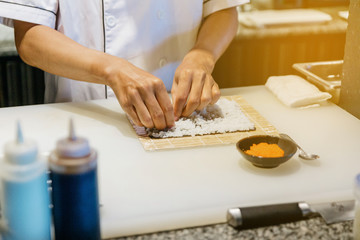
[171,49,221,120]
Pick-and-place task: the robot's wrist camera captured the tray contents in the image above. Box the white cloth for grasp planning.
[338,10,349,20]
[265,75,332,108]
[0,0,249,103]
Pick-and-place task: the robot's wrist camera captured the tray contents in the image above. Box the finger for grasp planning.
[195,74,213,111]
[155,87,175,128]
[126,107,143,127]
[171,79,178,108]
[170,79,179,121]
[172,71,192,119]
[130,91,155,129]
[210,82,221,105]
[118,94,144,127]
[181,71,205,117]
[143,97,167,130]
[139,81,168,130]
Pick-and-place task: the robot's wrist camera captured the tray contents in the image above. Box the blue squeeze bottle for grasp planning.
[49,119,101,240]
[0,122,51,240]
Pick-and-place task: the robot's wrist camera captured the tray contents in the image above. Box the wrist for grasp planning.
[90,53,124,88]
[185,48,216,73]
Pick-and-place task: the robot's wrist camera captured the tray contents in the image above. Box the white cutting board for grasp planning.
[0,86,359,238]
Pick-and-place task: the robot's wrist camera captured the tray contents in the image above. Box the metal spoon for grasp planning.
[279,133,319,160]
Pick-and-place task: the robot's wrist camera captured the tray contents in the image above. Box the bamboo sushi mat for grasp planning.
[132,95,278,151]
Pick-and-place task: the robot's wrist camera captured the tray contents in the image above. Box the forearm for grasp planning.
[192,7,238,64]
[13,20,121,86]
[171,8,237,117]
[14,20,174,129]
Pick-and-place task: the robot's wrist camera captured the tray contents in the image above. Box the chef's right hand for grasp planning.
[12,20,172,130]
[13,20,173,130]
[105,58,175,130]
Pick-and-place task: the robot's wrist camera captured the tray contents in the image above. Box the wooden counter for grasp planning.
[213,6,348,88]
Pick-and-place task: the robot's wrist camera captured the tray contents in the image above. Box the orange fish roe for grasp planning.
[245,142,285,158]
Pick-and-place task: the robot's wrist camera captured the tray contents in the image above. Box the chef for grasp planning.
[0,0,249,129]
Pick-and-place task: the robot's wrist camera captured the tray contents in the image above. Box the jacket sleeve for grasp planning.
[203,0,250,18]
[0,0,58,28]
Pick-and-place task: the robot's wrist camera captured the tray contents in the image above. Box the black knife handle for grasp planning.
[227,202,309,230]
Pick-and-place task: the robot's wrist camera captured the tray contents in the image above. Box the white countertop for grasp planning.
[0,86,359,238]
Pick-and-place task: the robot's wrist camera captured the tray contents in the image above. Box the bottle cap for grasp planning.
[55,119,91,158]
[4,122,38,165]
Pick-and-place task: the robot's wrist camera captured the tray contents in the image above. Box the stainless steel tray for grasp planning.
[293,60,343,103]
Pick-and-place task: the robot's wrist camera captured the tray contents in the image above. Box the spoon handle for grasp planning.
[279,133,307,151]
[279,133,319,160]
[279,133,297,145]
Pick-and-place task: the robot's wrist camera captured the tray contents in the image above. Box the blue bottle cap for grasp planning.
[4,121,38,165]
[55,119,91,158]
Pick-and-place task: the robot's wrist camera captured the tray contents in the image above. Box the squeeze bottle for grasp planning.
[49,119,101,240]
[0,122,51,240]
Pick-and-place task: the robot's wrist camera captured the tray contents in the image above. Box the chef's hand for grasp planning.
[107,59,175,130]
[171,49,221,120]
[12,21,174,130]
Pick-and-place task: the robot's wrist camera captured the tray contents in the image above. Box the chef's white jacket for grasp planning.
[0,0,249,103]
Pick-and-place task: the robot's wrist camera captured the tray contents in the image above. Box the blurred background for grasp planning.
[213,0,349,88]
[0,0,350,107]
